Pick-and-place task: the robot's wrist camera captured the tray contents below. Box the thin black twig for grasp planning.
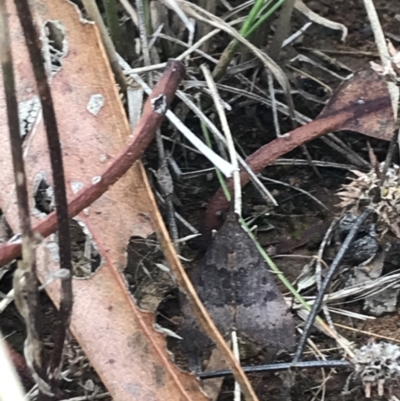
[379,128,399,187]
[0,0,47,395]
[15,0,73,387]
[292,208,374,363]
[199,360,352,379]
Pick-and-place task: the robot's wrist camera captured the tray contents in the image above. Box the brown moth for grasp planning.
[179,211,296,366]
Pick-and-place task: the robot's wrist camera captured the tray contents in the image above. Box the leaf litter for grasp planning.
[1,0,400,401]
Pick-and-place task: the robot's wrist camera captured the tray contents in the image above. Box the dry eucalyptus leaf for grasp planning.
[0,1,207,400]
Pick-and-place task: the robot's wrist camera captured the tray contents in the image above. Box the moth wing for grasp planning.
[233,227,296,353]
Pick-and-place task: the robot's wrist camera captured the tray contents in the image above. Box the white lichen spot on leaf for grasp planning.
[87,94,105,116]
[18,96,41,138]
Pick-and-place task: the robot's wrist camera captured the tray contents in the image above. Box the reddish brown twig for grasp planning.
[0,60,185,268]
[205,90,392,234]
[205,114,345,233]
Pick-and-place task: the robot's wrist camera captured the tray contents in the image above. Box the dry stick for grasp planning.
[136,0,180,250]
[197,0,216,53]
[199,360,351,379]
[291,209,373,363]
[232,330,241,401]
[0,0,48,396]
[204,98,389,234]
[379,129,400,187]
[315,219,339,332]
[15,0,73,387]
[267,0,293,138]
[0,60,185,268]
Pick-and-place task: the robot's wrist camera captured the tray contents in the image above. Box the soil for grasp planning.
[1,1,400,401]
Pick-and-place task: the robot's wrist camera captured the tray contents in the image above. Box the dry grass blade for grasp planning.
[201,64,241,214]
[162,0,297,119]
[175,82,277,205]
[128,71,237,177]
[362,0,399,119]
[294,0,347,41]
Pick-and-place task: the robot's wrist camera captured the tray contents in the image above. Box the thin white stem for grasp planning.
[162,0,195,37]
[118,0,139,26]
[131,71,237,177]
[362,0,399,120]
[231,330,241,401]
[176,89,277,205]
[122,29,221,74]
[201,64,241,215]
[267,71,281,137]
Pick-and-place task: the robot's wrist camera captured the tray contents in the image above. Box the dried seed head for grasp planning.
[337,163,400,238]
[352,341,400,397]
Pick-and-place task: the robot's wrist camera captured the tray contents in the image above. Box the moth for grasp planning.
[179,212,296,366]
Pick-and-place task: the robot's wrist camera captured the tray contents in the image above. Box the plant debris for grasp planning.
[352,341,400,398]
[338,163,400,238]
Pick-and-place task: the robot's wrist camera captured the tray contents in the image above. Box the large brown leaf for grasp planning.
[0,1,208,399]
